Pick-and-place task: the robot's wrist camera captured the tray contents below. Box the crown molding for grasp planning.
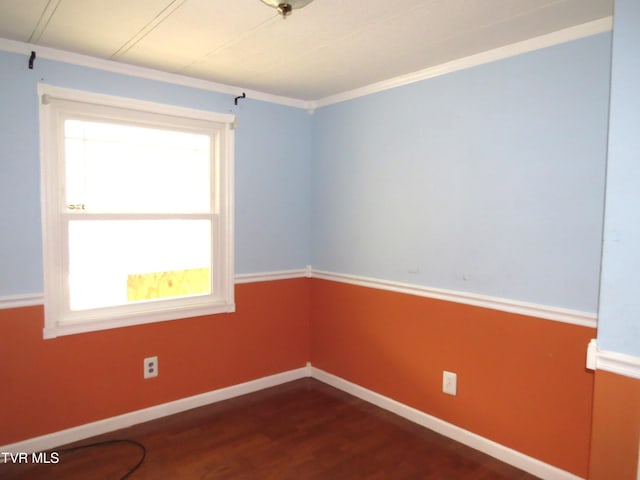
[0,37,313,110]
[312,17,613,109]
[1,17,610,112]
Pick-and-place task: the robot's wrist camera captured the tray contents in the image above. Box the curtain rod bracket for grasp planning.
[28,51,36,70]
[234,92,246,106]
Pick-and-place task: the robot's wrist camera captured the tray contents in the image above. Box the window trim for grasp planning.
[38,84,235,338]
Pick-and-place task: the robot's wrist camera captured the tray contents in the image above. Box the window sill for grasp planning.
[43,302,236,339]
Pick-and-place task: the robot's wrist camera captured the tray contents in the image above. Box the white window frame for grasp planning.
[38,84,235,338]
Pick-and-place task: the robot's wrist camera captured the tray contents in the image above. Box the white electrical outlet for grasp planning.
[443,371,457,396]
[144,356,158,379]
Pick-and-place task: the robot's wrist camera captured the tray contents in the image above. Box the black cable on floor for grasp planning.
[53,439,146,479]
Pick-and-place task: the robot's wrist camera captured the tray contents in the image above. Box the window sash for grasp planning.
[64,215,216,311]
[63,118,215,214]
[39,84,235,338]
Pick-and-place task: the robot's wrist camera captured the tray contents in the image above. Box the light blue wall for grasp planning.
[311,33,612,313]
[0,52,43,296]
[0,31,615,316]
[0,50,311,296]
[597,0,640,357]
[234,99,311,274]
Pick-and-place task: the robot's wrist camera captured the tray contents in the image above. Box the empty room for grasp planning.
[0,1,638,479]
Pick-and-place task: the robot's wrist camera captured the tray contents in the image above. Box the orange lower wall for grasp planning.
[309,279,595,478]
[1,276,603,477]
[0,278,310,446]
[589,370,640,480]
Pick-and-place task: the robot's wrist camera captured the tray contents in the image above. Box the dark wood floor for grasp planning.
[2,378,541,479]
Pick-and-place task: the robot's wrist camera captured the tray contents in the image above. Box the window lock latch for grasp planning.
[67,204,86,210]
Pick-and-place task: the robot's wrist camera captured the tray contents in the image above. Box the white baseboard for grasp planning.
[1,363,584,479]
[0,366,309,456]
[310,366,584,480]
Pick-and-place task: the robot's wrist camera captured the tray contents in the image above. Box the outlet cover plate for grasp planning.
[144,356,158,379]
[443,371,457,396]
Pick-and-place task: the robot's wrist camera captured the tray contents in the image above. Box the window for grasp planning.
[39,85,235,338]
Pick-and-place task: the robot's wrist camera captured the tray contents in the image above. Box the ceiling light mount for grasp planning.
[260,0,314,18]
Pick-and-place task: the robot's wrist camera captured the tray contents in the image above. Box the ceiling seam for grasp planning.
[1,0,611,105]
[0,16,609,110]
[254,0,591,99]
[110,0,188,59]
[28,0,63,44]
[472,0,578,31]
[247,0,440,87]
[178,13,281,75]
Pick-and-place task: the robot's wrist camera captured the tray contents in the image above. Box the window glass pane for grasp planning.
[127,268,210,302]
[65,120,211,213]
[68,220,212,310]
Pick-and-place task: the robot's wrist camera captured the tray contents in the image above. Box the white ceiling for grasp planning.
[0,0,613,101]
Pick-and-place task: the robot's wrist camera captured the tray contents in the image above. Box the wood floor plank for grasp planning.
[1,378,541,479]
